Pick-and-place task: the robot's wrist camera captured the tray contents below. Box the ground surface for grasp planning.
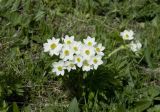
[1,0,160,112]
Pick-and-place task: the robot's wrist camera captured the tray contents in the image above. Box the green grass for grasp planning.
[1,0,160,111]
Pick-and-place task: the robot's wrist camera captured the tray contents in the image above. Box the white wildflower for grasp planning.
[72,41,82,55]
[60,45,74,61]
[129,40,142,52]
[81,45,95,60]
[83,36,97,47]
[82,60,93,71]
[120,30,134,40]
[74,55,84,68]
[89,55,103,69]
[52,61,65,76]
[95,43,105,56]
[63,35,74,45]
[43,37,62,56]
[65,61,76,72]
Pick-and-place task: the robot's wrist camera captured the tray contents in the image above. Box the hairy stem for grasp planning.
[106,45,128,59]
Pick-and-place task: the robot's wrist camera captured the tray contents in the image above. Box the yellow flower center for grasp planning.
[57,66,62,71]
[85,50,90,55]
[70,63,74,67]
[64,50,70,56]
[125,34,129,39]
[77,58,81,62]
[88,42,92,46]
[83,60,89,66]
[73,47,78,51]
[93,59,98,64]
[66,40,71,44]
[96,47,100,52]
[50,43,57,49]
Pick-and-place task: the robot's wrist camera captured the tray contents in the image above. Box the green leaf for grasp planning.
[31,36,44,43]
[144,39,153,68]
[154,97,160,101]
[34,10,45,21]
[0,85,2,97]
[11,0,20,11]
[148,86,160,98]
[22,36,29,45]
[131,100,152,112]
[147,105,160,112]
[83,72,88,79]
[13,102,20,112]
[22,106,31,112]
[68,98,80,112]
[88,92,95,100]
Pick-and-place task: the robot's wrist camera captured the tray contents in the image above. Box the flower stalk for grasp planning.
[105,45,127,59]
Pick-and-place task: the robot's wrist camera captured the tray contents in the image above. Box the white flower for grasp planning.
[89,55,103,69]
[60,45,74,61]
[43,35,106,75]
[129,40,142,52]
[74,55,84,68]
[72,41,82,55]
[63,35,74,45]
[83,36,96,47]
[82,60,93,71]
[43,37,62,56]
[65,61,76,72]
[120,30,134,40]
[52,61,65,76]
[95,43,105,56]
[81,45,95,60]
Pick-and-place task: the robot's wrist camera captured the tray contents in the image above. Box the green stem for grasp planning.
[105,45,128,59]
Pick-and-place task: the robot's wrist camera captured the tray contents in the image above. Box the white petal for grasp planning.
[94,65,98,70]
[61,71,64,75]
[77,63,82,67]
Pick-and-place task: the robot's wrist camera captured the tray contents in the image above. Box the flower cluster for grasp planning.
[120,30,142,52]
[43,35,105,76]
